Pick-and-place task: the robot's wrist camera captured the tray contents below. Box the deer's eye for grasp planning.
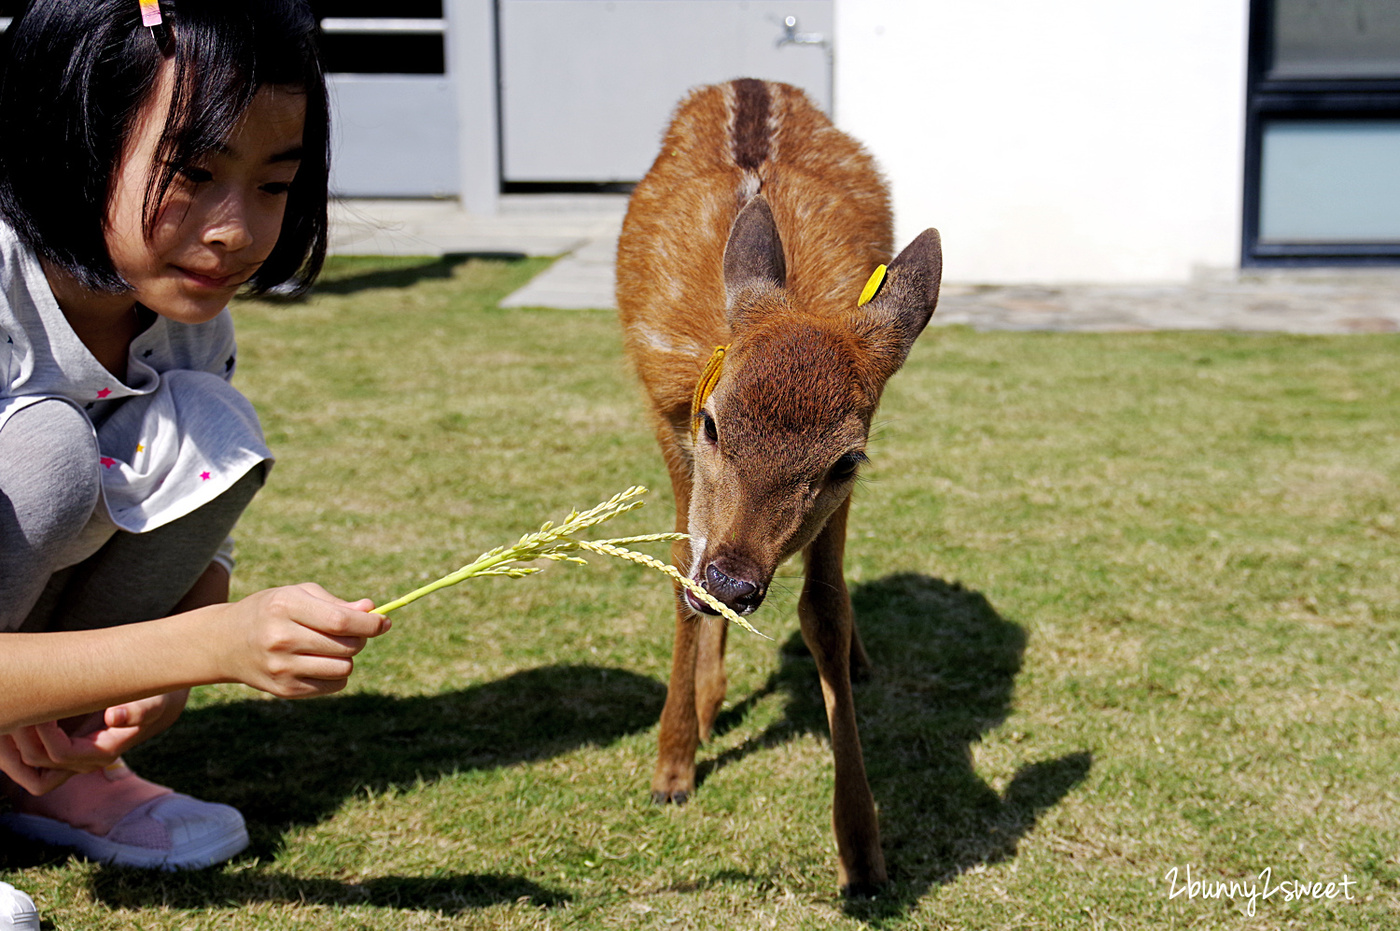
[701,411,719,445]
[829,451,868,483]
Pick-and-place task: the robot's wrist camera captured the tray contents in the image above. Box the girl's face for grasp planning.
[105,61,306,323]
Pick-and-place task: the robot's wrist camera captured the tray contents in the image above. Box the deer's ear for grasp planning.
[855,228,942,377]
[723,196,787,316]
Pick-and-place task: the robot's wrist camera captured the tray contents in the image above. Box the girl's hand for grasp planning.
[220,584,390,698]
[0,719,133,793]
[0,586,387,793]
[0,692,187,794]
[0,724,96,794]
[102,690,187,741]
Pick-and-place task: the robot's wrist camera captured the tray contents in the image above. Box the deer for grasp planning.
[614,78,942,896]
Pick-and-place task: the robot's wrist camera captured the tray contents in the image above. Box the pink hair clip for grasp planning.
[140,0,173,55]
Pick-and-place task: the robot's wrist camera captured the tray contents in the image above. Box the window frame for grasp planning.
[1243,0,1400,266]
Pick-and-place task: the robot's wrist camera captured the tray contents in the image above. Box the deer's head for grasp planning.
[684,196,942,616]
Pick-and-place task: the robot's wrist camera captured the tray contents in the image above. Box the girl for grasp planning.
[0,0,387,873]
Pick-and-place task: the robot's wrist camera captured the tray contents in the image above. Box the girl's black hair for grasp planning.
[0,0,330,295]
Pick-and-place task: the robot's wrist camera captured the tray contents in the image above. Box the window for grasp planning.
[0,0,20,62]
[311,1,446,76]
[1243,0,1400,265]
[0,3,448,76]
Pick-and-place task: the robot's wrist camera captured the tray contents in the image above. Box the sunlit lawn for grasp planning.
[3,253,1398,929]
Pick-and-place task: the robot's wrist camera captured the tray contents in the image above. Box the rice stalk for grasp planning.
[375,486,767,638]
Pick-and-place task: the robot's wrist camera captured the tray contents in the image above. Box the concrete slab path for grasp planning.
[331,199,1400,334]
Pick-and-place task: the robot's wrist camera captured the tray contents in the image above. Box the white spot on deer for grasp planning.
[635,325,677,354]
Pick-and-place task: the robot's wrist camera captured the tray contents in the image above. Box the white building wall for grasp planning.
[834,1,1251,283]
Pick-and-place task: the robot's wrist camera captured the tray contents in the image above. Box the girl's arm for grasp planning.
[0,583,389,733]
[88,561,238,753]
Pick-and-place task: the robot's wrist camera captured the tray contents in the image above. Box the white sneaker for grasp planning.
[0,882,39,931]
[0,793,249,871]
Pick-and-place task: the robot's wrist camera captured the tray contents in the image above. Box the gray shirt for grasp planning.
[0,221,272,541]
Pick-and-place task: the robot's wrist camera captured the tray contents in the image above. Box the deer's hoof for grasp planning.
[841,880,886,900]
[651,756,695,806]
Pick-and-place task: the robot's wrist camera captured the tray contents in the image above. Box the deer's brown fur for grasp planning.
[615,79,942,895]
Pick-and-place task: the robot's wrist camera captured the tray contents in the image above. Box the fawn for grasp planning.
[615,78,941,895]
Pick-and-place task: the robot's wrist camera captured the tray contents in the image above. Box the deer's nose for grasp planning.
[705,561,767,614]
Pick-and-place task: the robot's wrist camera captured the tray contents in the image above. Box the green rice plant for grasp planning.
[376,486,768,638]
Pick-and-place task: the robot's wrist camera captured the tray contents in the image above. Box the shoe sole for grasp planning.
[0,881,40,931]
[0,812,249,871]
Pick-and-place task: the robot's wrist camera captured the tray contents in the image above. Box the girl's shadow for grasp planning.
[701,573,1091,919]
[8,664,664,912]
[131,663,664,849]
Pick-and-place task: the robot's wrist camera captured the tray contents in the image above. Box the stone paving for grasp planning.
[331,199,1400,335]
[934,273,1400,335]
[329,196,627,263]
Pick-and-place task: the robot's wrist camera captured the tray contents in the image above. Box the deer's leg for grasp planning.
[653,586,702,804]
[849,622,873,683]
[652,451,701,804]
[798,498,887,895]
[694,608,728,740]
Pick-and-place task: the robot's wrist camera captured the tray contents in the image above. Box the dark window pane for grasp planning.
[310,0,441,18]
[1271,0,1400,79]
[319,32,445,75]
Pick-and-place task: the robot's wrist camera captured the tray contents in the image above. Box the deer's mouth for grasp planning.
[685,563,767,616]
[684,584,724,616]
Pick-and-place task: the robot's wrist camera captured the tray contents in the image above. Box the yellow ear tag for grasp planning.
[691,344,729,435]
[857,264,888,307]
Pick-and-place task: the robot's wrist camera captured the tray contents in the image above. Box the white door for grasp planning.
[498,0,834,185]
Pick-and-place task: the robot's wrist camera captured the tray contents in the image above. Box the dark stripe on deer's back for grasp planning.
[731,78,771,172]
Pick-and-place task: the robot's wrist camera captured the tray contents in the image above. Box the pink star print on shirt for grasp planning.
[96,388,111,398]
[200,471,212,481]
[100,457,117,469]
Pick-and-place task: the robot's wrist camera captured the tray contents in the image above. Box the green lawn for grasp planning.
[4,254,1398,929]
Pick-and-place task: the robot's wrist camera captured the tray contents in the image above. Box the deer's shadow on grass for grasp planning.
[702,573,1091,919]
[64,664,661,912]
